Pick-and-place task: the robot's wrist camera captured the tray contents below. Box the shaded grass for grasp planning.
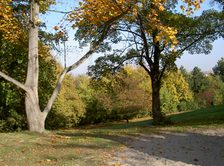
[170,105,224,125]
[0,105,223,165]
[104,105,224,129]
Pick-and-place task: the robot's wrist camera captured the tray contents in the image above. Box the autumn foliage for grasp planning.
[70,0,204,46]
[0,0,21,41]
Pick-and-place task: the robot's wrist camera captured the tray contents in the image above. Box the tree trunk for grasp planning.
[25,91,46,132]
[151,76,164,125]
[25,0,43,132]
[0,0,109,133]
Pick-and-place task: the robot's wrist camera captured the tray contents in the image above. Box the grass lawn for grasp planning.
[0,131,119,165]
[0,105,223,165]
[170,105,224,124]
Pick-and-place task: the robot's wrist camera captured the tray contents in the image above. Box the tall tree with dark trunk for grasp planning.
[87,8,224,124]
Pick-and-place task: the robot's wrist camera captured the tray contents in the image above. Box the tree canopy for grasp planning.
[213,57,224,82]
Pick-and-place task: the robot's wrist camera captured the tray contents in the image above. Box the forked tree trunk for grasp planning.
[0,0,110,133]
[25,92,46,132]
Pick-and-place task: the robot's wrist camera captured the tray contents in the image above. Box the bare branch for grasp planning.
[137,14,153,68]
[43,41,103,114]
[115,28,142,37]
[43,23,112,114]
[0,71,28,92]
[67,26,111,73]
[47,10,72,14]
[43,69,67,115]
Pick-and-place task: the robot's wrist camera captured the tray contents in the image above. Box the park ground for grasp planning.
[0,105,224,166]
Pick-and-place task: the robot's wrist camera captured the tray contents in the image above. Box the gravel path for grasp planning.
[108,129,224,166]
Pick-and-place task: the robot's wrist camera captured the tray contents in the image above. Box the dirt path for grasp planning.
[108,129,224,166]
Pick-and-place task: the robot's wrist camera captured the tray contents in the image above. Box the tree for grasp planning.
[213,57,224,82]
[0,0,111,132]
[108,66,151,122]
[214,0,224,10]
[160,70,193,113]
[87,66,151,124]
[77,66,152,124]
[210,76,224,105]
[75,75,94,105]
[190,67,207,94]
[85,6,224,124]
[0,36,59,131]
[179,66,191,83]
[0,0,21,41]
[196,75,224,106]
[46,75,86,129]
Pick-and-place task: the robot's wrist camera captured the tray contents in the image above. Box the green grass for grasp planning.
[0,105,223,165]
[90,105,224,132]
[0,132,118,165]
[170,105,224,126]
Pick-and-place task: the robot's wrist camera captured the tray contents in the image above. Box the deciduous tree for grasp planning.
[213,57,224,82]
[160,70,193,113]
[0,0,110,132]
[86,7,224,124]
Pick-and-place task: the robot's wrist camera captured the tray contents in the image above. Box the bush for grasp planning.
[177,100,199,112]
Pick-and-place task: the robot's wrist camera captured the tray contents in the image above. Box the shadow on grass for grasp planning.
[79,105,224,131]
[52,142,114,149]
[57,129,224,166]
[55,105,224,165]
[99,119,152,130]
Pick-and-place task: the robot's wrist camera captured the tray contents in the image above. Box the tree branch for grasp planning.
[113,54,144,71]
[176,36,204,55]
[67,26,111,73]
[0,71,28,92]
[43,24,112,115]
[47,9,72,14]
[139,61,151,76]
[43,4,131,115]
[138,48,151,76]
[43,41,103,115]
[115,28,142,37]
[137,14,153,68]
[43,69,67,115]
[159,63,167,82]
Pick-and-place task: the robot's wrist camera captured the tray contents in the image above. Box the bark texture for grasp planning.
[151,77,164,125]
[25,92,46,132]
[25,0,43,132]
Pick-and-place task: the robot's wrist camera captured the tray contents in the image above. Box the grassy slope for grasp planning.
[170,105,224,123]
[0,105,223,165]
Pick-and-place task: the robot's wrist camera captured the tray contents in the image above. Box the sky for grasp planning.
[41,0,224,75]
